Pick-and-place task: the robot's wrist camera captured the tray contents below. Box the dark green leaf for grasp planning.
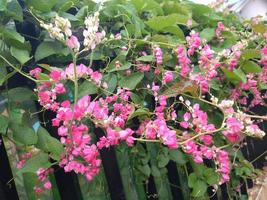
[10,122,38,145]
[0,65,7,86]
[103,73,117,93]
[6,0,23,21]
[35,41,70,61]
[36,126,64,161]
[169,149,187,165]
[136,55,154,62]
[26,0,57,12]
[203,168,219,185]
[137,164,151,177]
[109,62,132,72]
[157,154,169,168]
[0,115,8,134]
[10,46,31,65]
[191,180,207,197]
[151,165,161,177]
[18,152,51,174]
[3,28,25,44]
[128,108,150,120]
[7,87,35,102]
[78,80,99,98]
[119,72,144,90]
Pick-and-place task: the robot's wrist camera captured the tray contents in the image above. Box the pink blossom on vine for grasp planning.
[186,31,201,56]
[66,35,80,50]
[162,71,174,84]
[153,46,163,65]
[176,46,191,77]
[222,117,243,143]
[30,67,42,79]
[215,149,230,184]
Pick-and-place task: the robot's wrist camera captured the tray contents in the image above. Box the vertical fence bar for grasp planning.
[0,136,19,200]
[94,128,126,200]
[146,143,173,200]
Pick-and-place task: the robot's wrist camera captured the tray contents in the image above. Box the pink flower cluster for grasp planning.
[153,45,163,65]
[215,22,225,42]
[34,168,54,194]
[137,95,178,149]
[176,46,191,77]
[186,31,201,56]
[222,117,243,143]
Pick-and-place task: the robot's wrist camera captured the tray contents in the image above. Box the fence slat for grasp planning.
[115,144,143,200]
[146,143,173,200]
[0,136,19,200]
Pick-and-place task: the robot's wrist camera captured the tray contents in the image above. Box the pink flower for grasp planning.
[162,71,174,84]
[66,35,80,50]
[44,181,52,190]
[91,71,102,84]
[30,67,42,79]
[50,70,62,82]
[153,46,163,65]
[54,83,66,94]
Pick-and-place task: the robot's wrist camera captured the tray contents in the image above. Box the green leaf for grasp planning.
[222,68,247,84]
[0,0,7,11]
[146,14,195,31]
[18,152,51,174]
[151,165,161,177]
[7,87,35,102]
[252,23,267,34]
[0,115,8,134]
[188,173,197,188]
[241,49,261,60]
[157,154,169,168]
[162,80,198,98]
[36,126,64,161]
[200,28,215,42]
[191,180,207,197]
[10,46,31,65]
[131,0,163,15]
[169,149,187,165]
[105,52,127,72]
[136,55,154,62]
[35,41,70,61]
[233,68,247,83]
[162,1,192,17]
[10,122,38,145]
[137,164,151,177]
[128,108,150,120]
[6,0,23,21]
[119,72,144,90]
[78,80,99,98]
[241,60,262,74]
[108,62,132,72]
[26,0,57,12]
[162,26,185,40]
[3,28,25,44]
[0,65,7,86]
[103,73,117,93]
[203,168,219,185]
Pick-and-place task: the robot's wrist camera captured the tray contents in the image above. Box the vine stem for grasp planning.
[0,55,39,83]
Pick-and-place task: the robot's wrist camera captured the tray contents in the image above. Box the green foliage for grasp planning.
[36,126,64,161]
